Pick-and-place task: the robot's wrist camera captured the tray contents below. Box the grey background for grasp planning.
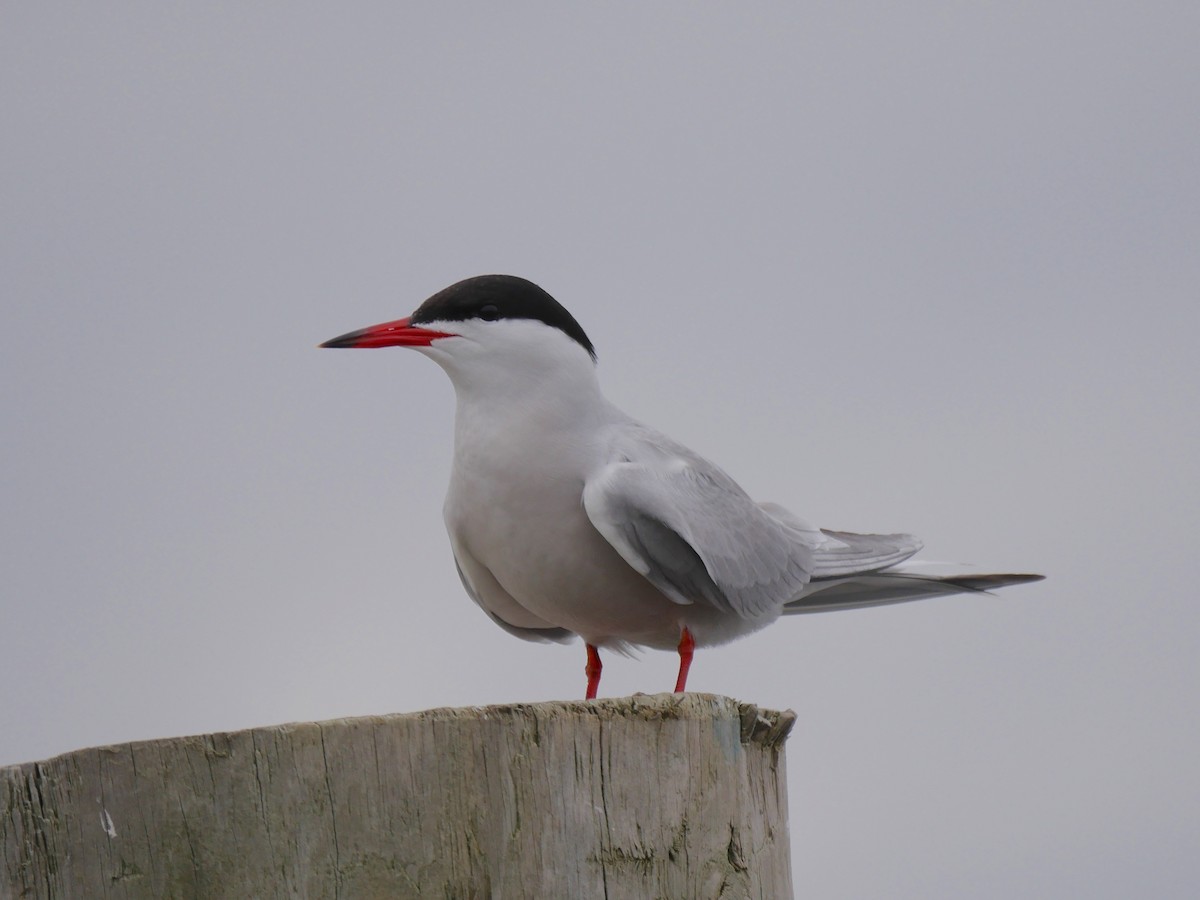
[3,4,1197,897]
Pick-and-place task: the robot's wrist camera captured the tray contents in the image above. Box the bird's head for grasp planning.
[321,275,597,391]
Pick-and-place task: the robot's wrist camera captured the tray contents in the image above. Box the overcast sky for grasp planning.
[3,4,1198,897]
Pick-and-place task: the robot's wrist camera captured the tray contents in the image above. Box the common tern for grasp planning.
[322,275,1043,698]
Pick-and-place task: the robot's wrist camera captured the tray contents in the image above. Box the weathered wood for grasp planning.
[2,693,794,899]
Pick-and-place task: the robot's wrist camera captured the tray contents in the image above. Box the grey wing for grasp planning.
[764,504,1044,611]
[786,563,1044,613]
[582,447,813,620]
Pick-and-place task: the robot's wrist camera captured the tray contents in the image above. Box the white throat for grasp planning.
[416,319,613,473]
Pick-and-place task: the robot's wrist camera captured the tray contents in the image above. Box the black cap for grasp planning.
[410,275,596,361]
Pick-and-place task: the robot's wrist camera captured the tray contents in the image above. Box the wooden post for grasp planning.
[3,693,794,898]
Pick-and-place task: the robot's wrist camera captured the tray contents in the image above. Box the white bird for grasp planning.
[321,275,1043,698]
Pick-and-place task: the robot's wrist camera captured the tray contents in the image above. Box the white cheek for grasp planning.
[416,318,593,374]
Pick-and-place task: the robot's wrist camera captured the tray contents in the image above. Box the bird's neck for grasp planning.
[447,360,611,470]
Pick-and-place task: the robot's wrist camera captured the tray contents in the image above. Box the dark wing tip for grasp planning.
[954,573,1046,592]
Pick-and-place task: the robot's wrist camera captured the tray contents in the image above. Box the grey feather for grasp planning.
[757,503,922,578]
[811,529,924,578]
[785,570,1045,614]
[583,424,813,620]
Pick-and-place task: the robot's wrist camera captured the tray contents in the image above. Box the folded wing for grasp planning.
[583,431,813,620]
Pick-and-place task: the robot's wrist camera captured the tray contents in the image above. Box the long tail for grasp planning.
[784,561,1045,614]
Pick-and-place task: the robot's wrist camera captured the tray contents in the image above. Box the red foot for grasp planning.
[674,627,695,693]
[585,644,602,699]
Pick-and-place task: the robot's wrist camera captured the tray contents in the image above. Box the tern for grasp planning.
[322,275,1043,698]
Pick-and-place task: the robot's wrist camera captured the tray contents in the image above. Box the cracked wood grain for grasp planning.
[2,693,795,899]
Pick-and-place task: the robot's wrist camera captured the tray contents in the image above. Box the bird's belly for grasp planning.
[446,478,682,648]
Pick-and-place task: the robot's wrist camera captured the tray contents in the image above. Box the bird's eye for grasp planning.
[478,304,499,321]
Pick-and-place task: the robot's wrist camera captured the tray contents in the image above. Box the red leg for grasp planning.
[585,643,602,699]
[673,627,695,693]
